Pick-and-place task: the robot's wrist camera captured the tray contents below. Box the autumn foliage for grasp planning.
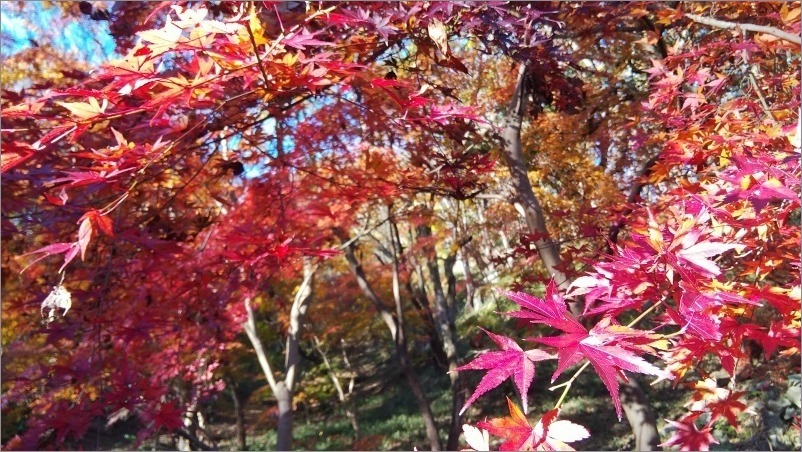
[1,1,799,451]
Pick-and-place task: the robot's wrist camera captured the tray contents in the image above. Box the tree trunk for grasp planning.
[275,382,293,451]
[278,261,315,451]
[416,224,468,450]
[312,335,360,440]
[388,218,442,451]
[228,381,247,451]
[500,64,571,305]
[443,237,470,451]
[178,397,198,451]
[500,63,659,450]
[341,230,442,451]
[242,261,316,451]
[406,258,448,370]
[459,250,477,311]
[620,377,661,451]
[397,344,442,451]
[340,343,360,441]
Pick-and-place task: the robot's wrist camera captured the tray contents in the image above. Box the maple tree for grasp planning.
[2,1,800,451]
[456,2,800,451]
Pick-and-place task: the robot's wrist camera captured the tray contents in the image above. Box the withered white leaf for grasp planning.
[41,285,72,323]
[427,19,449,56]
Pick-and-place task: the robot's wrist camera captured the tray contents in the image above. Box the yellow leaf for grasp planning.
[649,339,671,351]
[282,52,299,67]
[55,98,107,120]
[719,148,731,167]
[248,2,268,46]
[782,5,800,23]
[648,227,663,251]
[739,175,753,190]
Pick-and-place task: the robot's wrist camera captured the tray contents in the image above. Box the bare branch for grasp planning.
[243,297,280,393]
[685,13,801,45]
[175,428,214,451]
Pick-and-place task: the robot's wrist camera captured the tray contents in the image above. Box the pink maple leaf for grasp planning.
[499,280,586,335]
[535,319,670,420]
[498,283,670,420]
[456,329,553,415]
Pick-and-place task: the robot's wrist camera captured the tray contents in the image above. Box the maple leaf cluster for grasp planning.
[455,3,799,451]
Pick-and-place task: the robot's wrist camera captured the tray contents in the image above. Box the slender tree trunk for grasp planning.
[500,65,571,304]
[416,224,467,450]
[340,342,360,440]
[242,262,316,451]
[500,64,659,450]
[341,230,442,451]
[396,344,442,451]
[405,250,448,369]
[312,336,360,439]
[620,377,661,450]
[178,395,199,451]
[228,380,247,451]
[388,218,442,451]
[459,250,477,311]
[417,225,459,369]
[443,237,471,451]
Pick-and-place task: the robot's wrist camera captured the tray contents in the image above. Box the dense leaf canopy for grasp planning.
[2,2,799,450]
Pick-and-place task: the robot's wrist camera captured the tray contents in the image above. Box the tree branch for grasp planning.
[243,297,280,393]
[175,427,214,451]
[607,153,661,248]
[685,13,801,45]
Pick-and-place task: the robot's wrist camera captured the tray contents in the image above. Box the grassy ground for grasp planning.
[78,353,799,451]
[230,357,799,451]
[237,359,679,451]
[79,302,799,450]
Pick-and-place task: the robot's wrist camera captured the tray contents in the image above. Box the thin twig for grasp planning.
[738,45,779,124]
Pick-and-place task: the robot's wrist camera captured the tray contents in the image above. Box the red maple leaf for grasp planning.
[48,401,96,445]
[685,379,749,428]
[477,398,535,451]
[477,399,590,451]
[659,413,718,451]
[535,321,669,420]
[707,391,749,427]
[140,401,185,431]
[746,320,801,358]
[499,280,586,335]
[675,282,758,341]
[456,329,553,415]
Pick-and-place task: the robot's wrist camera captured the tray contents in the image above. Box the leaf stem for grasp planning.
[551,361,591,410]
[626,299,664,328]
[246,3,272,91]
[662,328,685,339]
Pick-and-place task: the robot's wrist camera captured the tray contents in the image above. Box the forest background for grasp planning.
[1,1,800,451]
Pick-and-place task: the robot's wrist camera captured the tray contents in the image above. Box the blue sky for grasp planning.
[1,2,117,65]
